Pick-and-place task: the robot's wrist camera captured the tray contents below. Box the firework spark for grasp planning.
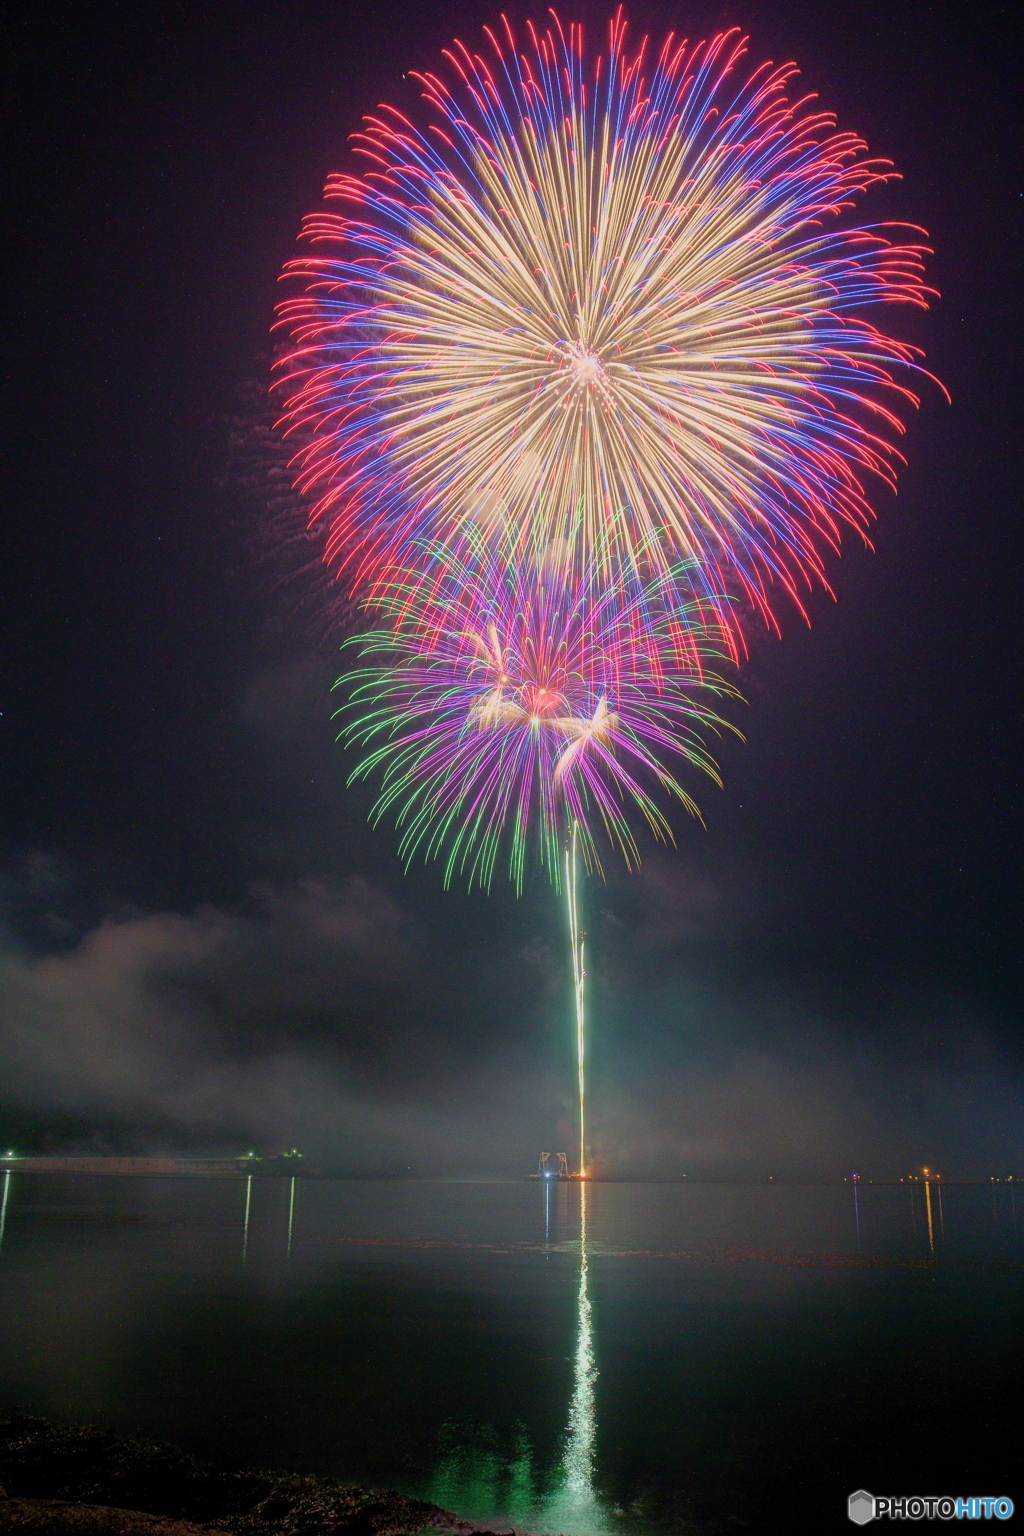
[337,537,739,892]
[279,12,939,643]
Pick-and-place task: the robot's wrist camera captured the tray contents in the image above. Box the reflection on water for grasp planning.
[427,1180,607,1534]
[419,1177,1024,1534]
[0,1174,1021,1536]
[924,1178,936,1255]
[562,1184,597,1501]
[543,1180,603,1533]
[428,1427,539,1532]
[242,1175,252,1263]
[910,1173,946,1259]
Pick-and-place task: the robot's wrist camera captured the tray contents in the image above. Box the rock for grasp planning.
[0,1412,506,1535]
[0,1497,230,1533]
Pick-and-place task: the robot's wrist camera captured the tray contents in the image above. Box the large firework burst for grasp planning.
[279,12,938,643]
[338,536,739,891]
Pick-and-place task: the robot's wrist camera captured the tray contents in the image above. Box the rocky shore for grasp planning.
[0,1411,509,1536]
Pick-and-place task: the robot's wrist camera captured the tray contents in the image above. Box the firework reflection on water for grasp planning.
[542,1180,605,1534]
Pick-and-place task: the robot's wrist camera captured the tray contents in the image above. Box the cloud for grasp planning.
[0,865,1021,1178]
[0,878,411,1146]
[0,873,572,1171]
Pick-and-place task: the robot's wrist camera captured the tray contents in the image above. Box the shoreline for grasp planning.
[0,1409,516,1536]
[3,1163,1017,1186]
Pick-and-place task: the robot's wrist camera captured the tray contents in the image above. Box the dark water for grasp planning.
[0,1173,1020,1534]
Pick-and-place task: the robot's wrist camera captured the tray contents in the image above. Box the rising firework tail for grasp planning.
[336,535,741,893]
[278,11,942,647]
[566,823,587,1176]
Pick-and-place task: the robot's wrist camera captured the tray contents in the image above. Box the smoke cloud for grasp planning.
[1,857,1020,1179]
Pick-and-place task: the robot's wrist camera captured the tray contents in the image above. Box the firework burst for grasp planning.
[338,537,739,891]
[279,12,939,644]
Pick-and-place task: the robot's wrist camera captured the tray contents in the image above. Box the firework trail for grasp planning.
[566,823,586,1175]
[337,535,739,893]
[278,12,939,644]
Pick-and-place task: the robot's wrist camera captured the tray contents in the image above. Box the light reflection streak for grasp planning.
[0,1172,10,1255]
[543,1182,605,1533]
[923,1178,935,1256]
[563,1183,596,1498]
[242,1174,252,1262]
[287,1177,296,1259]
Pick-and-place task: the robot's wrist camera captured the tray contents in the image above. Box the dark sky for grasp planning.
[2,0,1022,1176]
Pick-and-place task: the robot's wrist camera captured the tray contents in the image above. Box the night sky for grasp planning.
[3,0,1022,1177]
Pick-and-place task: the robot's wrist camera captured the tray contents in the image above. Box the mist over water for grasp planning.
[1,870,1021,1181]
[0,1173,1020,1534]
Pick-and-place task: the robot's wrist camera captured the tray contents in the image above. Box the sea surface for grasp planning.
[0,1173,1021,1534]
